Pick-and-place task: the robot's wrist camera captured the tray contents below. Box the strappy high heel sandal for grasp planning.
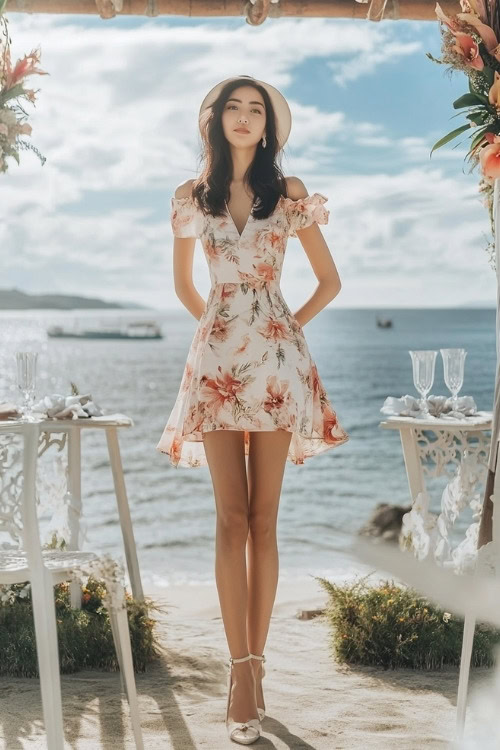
[249,653,266,721]
[226,654,261,745]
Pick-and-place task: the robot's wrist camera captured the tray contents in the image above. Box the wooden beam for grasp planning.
[4,0,461,21]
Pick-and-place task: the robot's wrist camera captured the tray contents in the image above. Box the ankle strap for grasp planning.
[249,652,266,662]
[229,654,252,664]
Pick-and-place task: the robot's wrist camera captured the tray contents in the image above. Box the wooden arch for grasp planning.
[5,0,460,23]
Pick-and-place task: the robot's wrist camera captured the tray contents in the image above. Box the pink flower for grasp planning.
[457,12,499,53]
[452,32,484,69]
[480,141,500,178]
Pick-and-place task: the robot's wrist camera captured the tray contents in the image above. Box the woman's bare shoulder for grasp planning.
[174,178,196,199]
[284,176,309,200]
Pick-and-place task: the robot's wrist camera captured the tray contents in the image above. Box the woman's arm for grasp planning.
[172,179,207,321]
[285,176,342,328]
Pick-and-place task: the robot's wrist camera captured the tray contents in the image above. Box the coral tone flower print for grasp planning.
[254,262,276,280]
[322,407,340,443]
[257,318,290,342]
[200,366,247,412]
[263,375,290,413]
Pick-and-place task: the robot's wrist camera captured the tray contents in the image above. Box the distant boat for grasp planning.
[376,316,393,329]
[47,320,164,340]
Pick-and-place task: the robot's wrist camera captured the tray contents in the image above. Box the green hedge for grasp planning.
[316,575,500,670]
[0,578,164,677]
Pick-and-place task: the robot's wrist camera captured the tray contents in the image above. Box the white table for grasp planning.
[379,412,492,507]
[0,413,144,605]
[380,412,495,737]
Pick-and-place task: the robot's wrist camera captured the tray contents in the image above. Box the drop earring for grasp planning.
[261,135,267,148]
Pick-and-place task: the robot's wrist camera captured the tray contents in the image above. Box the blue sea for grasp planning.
[0,307,496,590]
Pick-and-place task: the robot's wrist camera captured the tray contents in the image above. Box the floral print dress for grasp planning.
[156,190,350,468]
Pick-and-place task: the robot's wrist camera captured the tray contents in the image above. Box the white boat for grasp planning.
[47,320,164,340]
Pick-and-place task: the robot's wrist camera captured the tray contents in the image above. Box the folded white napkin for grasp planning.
[381,394,478,420]
[32,393,105,419]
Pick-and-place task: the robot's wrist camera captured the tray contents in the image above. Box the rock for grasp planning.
[358,502,412,543]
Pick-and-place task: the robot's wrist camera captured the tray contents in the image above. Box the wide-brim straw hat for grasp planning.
[198,75,292,149]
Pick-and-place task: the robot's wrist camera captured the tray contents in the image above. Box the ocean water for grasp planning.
[0,307,496,590]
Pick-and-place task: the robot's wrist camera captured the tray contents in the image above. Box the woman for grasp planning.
[156,75,349,745]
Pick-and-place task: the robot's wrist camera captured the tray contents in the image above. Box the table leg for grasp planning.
[105,427,144,602]
[67,429,82,609]
[399,427,426,503]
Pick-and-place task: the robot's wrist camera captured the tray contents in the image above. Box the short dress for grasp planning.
[156,190,350,468]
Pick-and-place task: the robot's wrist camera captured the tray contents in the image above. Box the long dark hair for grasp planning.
[191,77,289,221]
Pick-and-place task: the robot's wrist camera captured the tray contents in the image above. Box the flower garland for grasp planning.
[0,0,48,173]
[428,0,500,267]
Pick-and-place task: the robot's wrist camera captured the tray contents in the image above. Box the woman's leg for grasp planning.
[202,429,258,724]
[246,429,292,711]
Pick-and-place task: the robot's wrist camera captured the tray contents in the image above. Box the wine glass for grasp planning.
[440,348,467,412]
[409,350,437,416]
[15,352,38,422]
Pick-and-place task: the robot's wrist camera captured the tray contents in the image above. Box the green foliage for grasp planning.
[0,578,164,677]
[316,575,500,670]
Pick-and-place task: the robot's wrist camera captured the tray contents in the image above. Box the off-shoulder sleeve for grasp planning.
[170,196,201,238]
[284,192,330,237]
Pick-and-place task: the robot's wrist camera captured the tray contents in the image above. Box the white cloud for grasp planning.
[1,14,495,310]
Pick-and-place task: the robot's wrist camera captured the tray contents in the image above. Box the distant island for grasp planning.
[0,288,150,310]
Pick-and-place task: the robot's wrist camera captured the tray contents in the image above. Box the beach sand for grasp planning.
[0,577,492,749]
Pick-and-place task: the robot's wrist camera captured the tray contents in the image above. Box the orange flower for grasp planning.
[201,367,246,410]
[480,140,500,178]
[171,435,183,463]
[4,47,48,89]
[311,364,322,396]
[257,318,289,341]
[221,283,238,299]
[263,375,290,412]
[323,407,341,444]
[254,262,276,281]
[211,317,231,342]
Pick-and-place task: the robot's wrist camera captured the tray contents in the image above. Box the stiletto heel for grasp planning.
[226,654,261,744]
[249,653,266,721]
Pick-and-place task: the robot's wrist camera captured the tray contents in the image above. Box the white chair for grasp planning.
[0,420,144,749]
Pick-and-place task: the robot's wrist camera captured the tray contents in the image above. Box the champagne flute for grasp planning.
[15,351,38,422]
[440,348,467,412]
[409,350,437,416]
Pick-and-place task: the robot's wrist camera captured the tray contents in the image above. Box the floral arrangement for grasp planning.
[0,0,48,173]
[317,574,500,670]
[0,577,163,677]
[427,0,500,264]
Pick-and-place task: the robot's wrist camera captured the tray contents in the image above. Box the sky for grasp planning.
[0,11,497,310]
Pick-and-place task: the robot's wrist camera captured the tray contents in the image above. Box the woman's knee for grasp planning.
[248,510,278,543]
[216,507,249,548]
